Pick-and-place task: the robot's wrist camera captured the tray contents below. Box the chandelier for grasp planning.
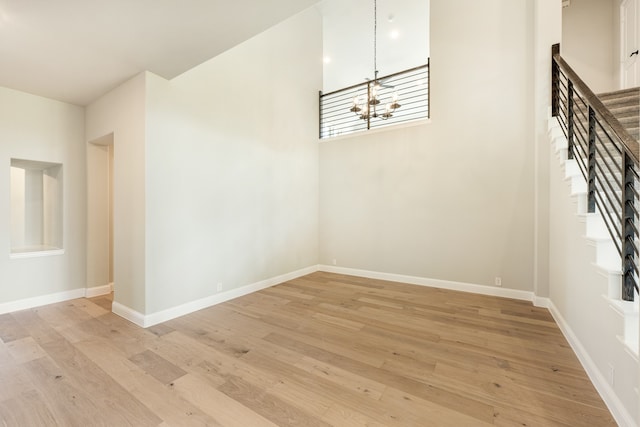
[350,0,401,120]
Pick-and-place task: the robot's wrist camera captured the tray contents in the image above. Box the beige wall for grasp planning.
[320,0,430,92]
[548,133,639,425]
[86,135,112,290]
[534,0,563,298]
[319,0,536,291]
[0,87,86,304]
[144,8,322,314]
[562,0,617,93]
[86,73,147,313]
[85,8,322,317]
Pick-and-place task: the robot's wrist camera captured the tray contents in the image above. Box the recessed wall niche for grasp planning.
[10,158,63,256]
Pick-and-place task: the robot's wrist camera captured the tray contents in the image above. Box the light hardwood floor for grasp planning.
[0,272,616,426]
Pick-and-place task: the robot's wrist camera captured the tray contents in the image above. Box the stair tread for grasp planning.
[598,87,640,100]
[569,90,640,142]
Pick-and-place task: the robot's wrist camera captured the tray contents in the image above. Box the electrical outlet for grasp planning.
[217,282,222,292]
[332,259,337,265]
[495,277,502,287]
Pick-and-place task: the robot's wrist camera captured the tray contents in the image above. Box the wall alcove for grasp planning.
[10,158,63,257]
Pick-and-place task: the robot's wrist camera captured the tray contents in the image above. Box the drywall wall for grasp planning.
[319,0,536,291]
[85,73,147,313]
[86,137,111,290]
[533,0,563,299]
[143,8,321,314]
[562,0,617,93]
[320,0,430,92]
[612,0,623,90]
[548,137,639,426]
[0,86,85,304]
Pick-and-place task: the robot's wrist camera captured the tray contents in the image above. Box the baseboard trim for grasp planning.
[112,265,320,328]
[0,288,85,315]
[112,301,146,327]
[319,265,536,302]
[85,284,113,298]
[533,296,550,308]
[547,301,637,427]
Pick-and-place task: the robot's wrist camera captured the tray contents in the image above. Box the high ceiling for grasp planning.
[0,0,321,106]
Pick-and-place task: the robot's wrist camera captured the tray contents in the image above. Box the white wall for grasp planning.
[562,0,617,93]
[548,140,639,426]
[86,138,112,290]
[9,167,26,249]
[533,0,563,299]
[86,74,147,313]
[320,0,430,92]
[613,0,623,90]
[0,86,85,304]
[319,0,535,291]
[144,8,321,314]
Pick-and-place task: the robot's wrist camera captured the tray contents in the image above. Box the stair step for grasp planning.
[607,296,640,355]
[604,103,639,115]
[598,87,640,101]
[601,96,640,109]
[549,116,640,372]
[591,88,640,142]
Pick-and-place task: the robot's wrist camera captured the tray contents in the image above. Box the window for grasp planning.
[10,159,63,256]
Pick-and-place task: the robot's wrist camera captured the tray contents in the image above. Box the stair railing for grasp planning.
[319,62,430,139]
[551,43,640,301]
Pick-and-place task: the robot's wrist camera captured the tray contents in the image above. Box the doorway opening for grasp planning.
[87,134,114,300]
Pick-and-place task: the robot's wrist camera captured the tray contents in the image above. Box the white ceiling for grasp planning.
[0,0,321,106]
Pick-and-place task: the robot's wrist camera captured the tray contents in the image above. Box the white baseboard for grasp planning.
[1,282,114,315]
[112,265,320,328]
[112,301,146,327]
[547,301,637,427]
[533,296,550,308]
[0,288,85,315]
[85,284,113,298]
[319,265,536,302]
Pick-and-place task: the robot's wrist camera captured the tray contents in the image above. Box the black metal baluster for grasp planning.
[551,44,559,117]
[622,153,636,301]
[318,91,323,139]
[567,81,574,160]
[587,106,596,213]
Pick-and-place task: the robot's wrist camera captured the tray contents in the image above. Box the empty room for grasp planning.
[0,0,638,425]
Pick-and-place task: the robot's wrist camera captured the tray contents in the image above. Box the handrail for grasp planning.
[551,43,639,302]
[319,61,430,139]
[321,63,429,97]
[552,53,640,163]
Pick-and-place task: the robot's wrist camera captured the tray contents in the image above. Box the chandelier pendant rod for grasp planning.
[374,0,378,81]
[350,0,400,122]
[371,0,378,122]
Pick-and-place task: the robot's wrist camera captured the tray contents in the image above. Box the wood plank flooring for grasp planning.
[0,272,616,426]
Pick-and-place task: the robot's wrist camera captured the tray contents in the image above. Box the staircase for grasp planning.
[600,88,640,141]
[552,45,640,426]
[555,87,640,355]
[549,114,639,355]
[599,88,640,354]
